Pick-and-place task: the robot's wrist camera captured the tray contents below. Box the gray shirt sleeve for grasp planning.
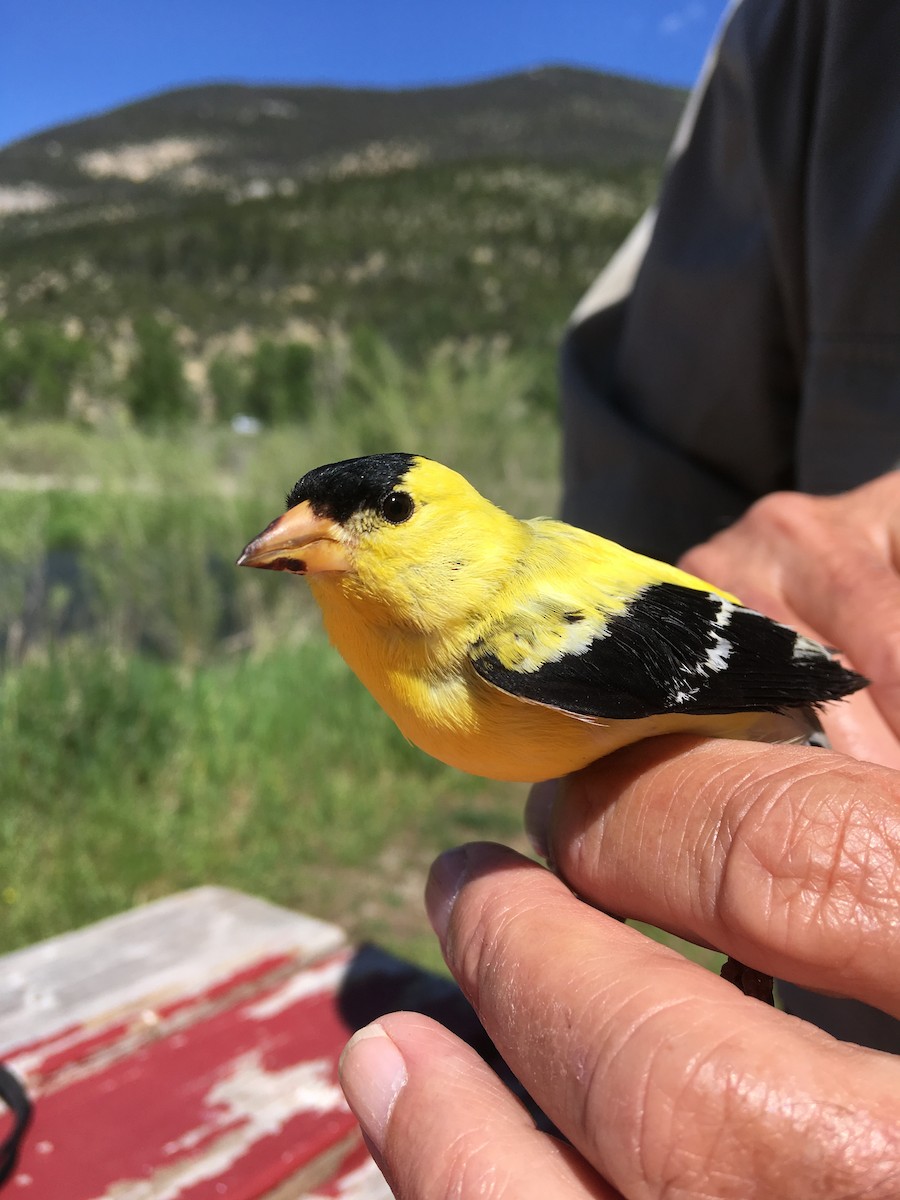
[561,0,900,562]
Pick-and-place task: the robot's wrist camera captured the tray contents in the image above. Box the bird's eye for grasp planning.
[380,490,415,524]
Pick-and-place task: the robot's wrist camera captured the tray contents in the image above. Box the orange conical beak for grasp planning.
[236,502,350,575]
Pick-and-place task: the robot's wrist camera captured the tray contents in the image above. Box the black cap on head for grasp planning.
[286,453,417,523]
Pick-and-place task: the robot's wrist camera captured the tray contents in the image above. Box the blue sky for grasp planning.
[2,0,732,149]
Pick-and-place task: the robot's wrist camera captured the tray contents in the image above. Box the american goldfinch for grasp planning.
[237,453,866,784]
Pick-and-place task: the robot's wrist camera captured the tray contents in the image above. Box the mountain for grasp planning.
[0,68,683,224]
[0,68,684,418]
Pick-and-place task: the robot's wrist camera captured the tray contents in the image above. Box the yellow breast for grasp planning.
[309,575,731,781]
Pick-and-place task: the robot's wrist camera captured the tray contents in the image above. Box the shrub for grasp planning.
[0,321,92,418]
[126,315,193,424]
[242,338,314,424]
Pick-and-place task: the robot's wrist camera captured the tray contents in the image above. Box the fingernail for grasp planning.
[339,1023,407,1149]
[425,846,468,943]
[525,780,559,861]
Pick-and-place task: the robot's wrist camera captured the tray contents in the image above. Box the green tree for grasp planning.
[0,325,30,413]
[243,339,283,423]
[279,342,315,420]
[126,316,192,424]
[0,321,91,418]
[207,352,246,421]
[242,339,314,424]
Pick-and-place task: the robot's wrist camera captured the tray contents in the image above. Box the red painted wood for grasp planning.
[308,1139,379,1197]
[4,948,381,1199]
[10,953,299,1085]
[7,1018,131,1082]
[155,953,297,1022]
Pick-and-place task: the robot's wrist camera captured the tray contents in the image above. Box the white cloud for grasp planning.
[659,1,707,36]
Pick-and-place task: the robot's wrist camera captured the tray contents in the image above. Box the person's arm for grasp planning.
[340,736,900,1199]
[563,0,900,564]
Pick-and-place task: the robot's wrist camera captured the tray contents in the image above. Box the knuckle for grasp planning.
[677,540,720,581]
[851,469,900,510]
[717,756,900,970]
[679,490,828,596]
[743,489,823,541]
[638,1027,900,1198]
[867,606,900,684]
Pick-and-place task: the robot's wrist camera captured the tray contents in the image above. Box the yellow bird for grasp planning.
[237,453,866,785]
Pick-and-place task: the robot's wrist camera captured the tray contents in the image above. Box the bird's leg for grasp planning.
[720,956,774,1005]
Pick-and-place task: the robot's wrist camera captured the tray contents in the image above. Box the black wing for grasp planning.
[471,582,867,720]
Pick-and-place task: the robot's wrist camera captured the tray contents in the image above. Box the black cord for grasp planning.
[0,1062,32,1189]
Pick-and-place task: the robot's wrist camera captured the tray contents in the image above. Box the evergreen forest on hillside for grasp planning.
[0,161,657,422]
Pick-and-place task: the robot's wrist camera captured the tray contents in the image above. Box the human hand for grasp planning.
[678,473,900,768]
[339,736,900,1199]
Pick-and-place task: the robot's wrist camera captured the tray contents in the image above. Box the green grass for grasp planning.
[0,639,524,969]
[0,638,721,975]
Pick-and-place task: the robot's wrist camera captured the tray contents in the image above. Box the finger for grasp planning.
[682,537,900,766]
[678,543,797,631]
[781,550,900,730]
[427,843,900,1200]
[787,549,900,753]
[545,737,900,1015]
[339,1012,619,1200]
[680,496,900,751]
[821,689,900,771]
[525,779,560,861]
[686,496,900,739]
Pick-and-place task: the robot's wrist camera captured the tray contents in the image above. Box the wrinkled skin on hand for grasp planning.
[340,736,900,1200]
[678,473,900,769]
